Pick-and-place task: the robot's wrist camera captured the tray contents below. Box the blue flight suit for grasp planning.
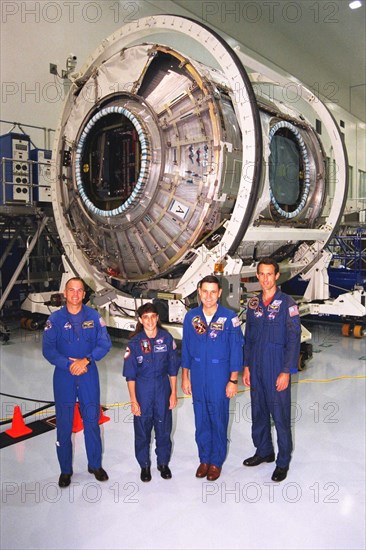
[42,304,112,474]
[182,304,244,468]
[123,328,180,468]
[244,289,301,468]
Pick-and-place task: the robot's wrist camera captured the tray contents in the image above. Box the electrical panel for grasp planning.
[0,133,31,205]
[30,148,52,202]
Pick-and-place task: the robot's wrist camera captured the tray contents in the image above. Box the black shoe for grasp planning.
[88,467,109,481]
[243,453,275,466]
[157,464,172,479]
[140,467,152,482]
[271,466,288,482]
[58,473,72,488]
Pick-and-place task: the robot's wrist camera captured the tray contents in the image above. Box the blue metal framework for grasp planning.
[327,227,366,286]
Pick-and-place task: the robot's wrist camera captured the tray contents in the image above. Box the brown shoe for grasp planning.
[207,465,221,481]
[195,463,210,478]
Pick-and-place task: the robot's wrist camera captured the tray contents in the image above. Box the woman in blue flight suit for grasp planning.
[42,277,112,487]
[123,303,180,482]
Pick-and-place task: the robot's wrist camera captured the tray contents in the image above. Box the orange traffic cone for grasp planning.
[5,405,33,438]
[72,402,84,433]
[99,406,110,425]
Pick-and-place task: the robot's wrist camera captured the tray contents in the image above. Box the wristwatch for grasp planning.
[86,356,92,365]
[229,379,238,384]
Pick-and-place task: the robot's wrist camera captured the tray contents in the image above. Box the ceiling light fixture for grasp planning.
[349,1,362,9]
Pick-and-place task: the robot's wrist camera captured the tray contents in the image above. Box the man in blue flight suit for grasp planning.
[123,303,180,482]
[43,277,112,488]
[182,275,244,481]
[242,258,301,482]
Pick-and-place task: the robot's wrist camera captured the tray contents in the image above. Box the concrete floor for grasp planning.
[0,321,365,550]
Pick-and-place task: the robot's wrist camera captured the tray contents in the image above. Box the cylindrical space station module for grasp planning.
[51,15,348,312]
